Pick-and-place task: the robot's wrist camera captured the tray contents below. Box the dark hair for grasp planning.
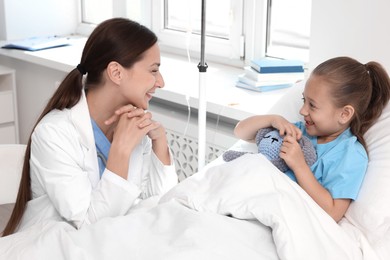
[2,18,157,236]
[312,56,390,150]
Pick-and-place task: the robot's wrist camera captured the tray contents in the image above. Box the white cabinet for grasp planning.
[0,66,19,144]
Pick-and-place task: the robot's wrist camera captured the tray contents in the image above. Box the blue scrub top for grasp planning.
[284,122,368,200]
[91,119,111,178]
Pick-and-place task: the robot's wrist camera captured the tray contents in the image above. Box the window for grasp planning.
[266,0,312,62]
[165,0,231,39]
[79,0,312,64]
[77,0,148,35]
[152,0,244,64]
[81,0,113,25]
[152,0,311,64]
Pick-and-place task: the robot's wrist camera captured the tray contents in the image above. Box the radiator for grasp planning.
[149,100,238,181]
[166,128,226,181]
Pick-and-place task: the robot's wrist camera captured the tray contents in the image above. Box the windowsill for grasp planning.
[0,36,292,122]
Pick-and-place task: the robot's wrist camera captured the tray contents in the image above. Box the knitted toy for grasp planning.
[223,127,317,172]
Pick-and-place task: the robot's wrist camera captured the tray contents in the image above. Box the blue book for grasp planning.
[235,81,293,92]
[238,74,301,87]
[250,58,304,73]
[243,66,304,82]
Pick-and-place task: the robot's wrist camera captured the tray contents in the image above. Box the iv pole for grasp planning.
[197,0,208,170]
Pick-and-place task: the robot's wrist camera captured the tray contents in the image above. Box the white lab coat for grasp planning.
[18,91,178,231]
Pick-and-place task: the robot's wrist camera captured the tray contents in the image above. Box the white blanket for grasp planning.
[161,154,365,260]
[0,154,370,260]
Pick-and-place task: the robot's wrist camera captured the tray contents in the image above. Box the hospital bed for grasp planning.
[0,82,389,259]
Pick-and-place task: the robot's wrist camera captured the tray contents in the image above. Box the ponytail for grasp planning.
[2,69,84,236]
[360,62,390,134]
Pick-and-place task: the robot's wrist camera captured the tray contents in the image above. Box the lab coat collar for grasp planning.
[70,90,100,187]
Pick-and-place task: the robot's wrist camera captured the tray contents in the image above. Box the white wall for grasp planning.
[0,0,79,40]
[309,0,390,72]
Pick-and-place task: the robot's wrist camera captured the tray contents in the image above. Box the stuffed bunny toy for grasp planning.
[223,127,317,172]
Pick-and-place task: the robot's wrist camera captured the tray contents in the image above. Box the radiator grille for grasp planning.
[149,100,237,181]
[166,129,225,181]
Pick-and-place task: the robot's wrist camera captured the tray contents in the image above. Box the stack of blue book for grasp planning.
[236,58,305,92]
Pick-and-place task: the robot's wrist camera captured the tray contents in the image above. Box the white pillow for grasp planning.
[267,80,305,122]
[345,100,390,252]
[269,81,390,255]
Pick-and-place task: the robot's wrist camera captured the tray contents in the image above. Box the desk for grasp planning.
[1,37,291,122]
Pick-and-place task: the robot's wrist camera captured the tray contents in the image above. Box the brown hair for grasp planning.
[2,18,157,236]
[312,56,390,150]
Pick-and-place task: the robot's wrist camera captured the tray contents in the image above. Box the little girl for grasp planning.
[234,57,390,222]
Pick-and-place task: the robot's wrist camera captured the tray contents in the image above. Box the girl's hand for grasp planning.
[279,135,307,172]
[271,116,302,140]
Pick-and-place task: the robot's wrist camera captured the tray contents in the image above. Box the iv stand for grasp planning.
[197,0,208,170]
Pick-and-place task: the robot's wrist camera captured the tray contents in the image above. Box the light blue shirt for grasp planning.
[284,122,368,200]
[91,119,111,178]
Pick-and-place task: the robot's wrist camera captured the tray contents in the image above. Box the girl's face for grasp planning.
[299,75,349,143]
[119,43,164,110]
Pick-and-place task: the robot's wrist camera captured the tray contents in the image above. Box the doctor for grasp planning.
[3,18,178,236]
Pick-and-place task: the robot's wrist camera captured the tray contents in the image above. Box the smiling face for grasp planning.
[299,75,352,143]
[119,43,164,110]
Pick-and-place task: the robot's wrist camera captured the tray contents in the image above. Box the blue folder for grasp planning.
[1,36,70,51]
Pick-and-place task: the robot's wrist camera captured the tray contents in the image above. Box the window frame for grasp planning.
[76,0,309,66]
[76,0,151,35]
[152,0,255,67]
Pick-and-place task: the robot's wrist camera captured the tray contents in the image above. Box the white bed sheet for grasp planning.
[0,153,375,260]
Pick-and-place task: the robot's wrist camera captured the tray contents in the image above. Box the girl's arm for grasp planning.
[280,135,351,222]
[292,161,350,222]
[234,115,302,142]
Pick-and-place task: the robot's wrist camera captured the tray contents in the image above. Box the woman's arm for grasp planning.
[146,121,171,165]
[105,106,171,166]
[31,119,140,229]
[107,111,153,179]
[105,105,176,197]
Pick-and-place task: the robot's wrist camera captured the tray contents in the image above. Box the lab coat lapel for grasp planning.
[70,90,100,187]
